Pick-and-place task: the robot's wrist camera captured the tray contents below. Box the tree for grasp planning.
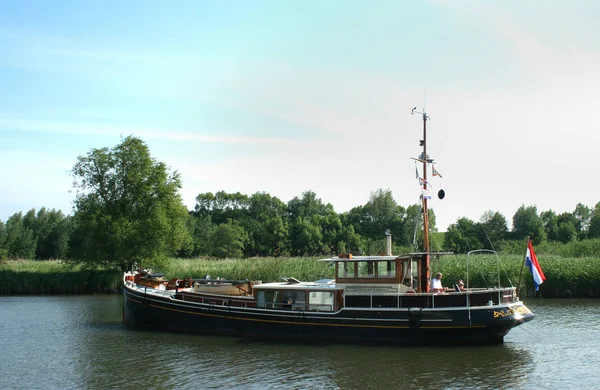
[244,192,288,256]
[336,225,364,255]
[573,203,591,240]
[194,191,250,225]
[184,213,214,257]
[287,191,341,255]
[512,205,546,244]
[557,212,577,244]
[32,208,72,259]
[587,202,600,238]
[345,189,408,247]
[209,219,247,258]
[477,210,508,249]
[401,204,437,250]
[557,221,576,243]
[0,220,7,260]
[3,212,36,259]
[69,136,190,270]
[444,217,482,253]
[541,210,559,242]
[290,216,324,255]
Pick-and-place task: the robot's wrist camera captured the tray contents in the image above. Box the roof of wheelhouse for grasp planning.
[319,252,453,263]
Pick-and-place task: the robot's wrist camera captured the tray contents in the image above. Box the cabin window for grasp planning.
[357,261,374,278]
[372,295,398,308]
[345,295,371,307]
[308,291,335,312]
[400,295,428,308]
[401,260,419,289]
[256,290,279,309]
[282,291,307,310]
[376,261,396,278]
[339,262,355,278]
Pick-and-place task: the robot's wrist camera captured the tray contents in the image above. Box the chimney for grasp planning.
[385,229,392,256]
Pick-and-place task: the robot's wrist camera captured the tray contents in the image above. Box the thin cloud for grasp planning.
[0,117,317,148]
[41,48,159,63]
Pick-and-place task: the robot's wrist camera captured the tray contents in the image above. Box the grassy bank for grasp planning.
[1,255,599,297]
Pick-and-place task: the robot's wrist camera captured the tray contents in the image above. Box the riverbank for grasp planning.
[1,255,599,297]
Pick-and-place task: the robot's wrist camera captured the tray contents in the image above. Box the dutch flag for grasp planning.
[525,239,546,291]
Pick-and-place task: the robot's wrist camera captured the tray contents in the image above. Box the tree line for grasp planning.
[1,136,599,269]
[443,202,598,252]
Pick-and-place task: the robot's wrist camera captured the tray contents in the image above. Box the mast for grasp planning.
[412,107,431,292]
[411,107,430,253]
[421,111,430,254]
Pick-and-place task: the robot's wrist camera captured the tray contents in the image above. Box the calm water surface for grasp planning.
[0,296,599,389]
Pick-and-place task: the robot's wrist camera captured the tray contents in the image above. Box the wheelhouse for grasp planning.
[332,253,435,293]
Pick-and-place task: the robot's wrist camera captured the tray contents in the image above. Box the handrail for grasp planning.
[466,249,501,289]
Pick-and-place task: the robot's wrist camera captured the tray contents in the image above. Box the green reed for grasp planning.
[1,255,599,297]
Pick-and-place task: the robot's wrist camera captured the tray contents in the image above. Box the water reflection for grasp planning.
[79,324,533,390]
[0,297,598,390]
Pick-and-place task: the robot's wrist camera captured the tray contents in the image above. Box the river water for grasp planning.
[0,295,598,389]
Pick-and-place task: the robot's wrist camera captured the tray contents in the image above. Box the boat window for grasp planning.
[256,290,279,309]
[357,261,374,278]
[339,261,355,278]
[372,295,397,308]
[401,260,419,289]
[376,261,396,278]
[411,260,419,287]
[308,291,334,312]
[283,291,307,310]
[345,295,370,308]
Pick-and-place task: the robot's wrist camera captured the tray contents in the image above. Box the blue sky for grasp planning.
[1,0,600,231]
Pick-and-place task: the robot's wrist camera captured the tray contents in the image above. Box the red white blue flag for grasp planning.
[525,239,546,291]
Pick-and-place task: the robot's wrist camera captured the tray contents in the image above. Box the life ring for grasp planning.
[409,318,421,328]
[407,307,422,328]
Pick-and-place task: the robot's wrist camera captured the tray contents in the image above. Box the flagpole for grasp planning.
[516,236,529,298]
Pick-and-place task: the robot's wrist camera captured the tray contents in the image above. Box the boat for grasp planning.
[123,108,535,345]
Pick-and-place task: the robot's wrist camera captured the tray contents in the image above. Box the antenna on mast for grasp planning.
[412,106,430,254]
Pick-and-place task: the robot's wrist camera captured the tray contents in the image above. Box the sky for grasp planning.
[1,0,600,232]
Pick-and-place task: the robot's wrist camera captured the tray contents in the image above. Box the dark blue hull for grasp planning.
[123,286,534,345]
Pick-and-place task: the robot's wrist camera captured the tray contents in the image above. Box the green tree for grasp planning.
[444,217,482,253]
[477,210,508,249]
[401,204,437,250]
[557,212,577,243]
[183,213,214,257]
[194,191,250,225]
[512,205,546,244]
[69,136,190,270]
[244,192,288,256]
[209,219,247,258]
[573,203,591,240]
[587,202,600,238]
[32,208,72,259]
[557,221,576,243]
[345,189,408,247]
[3,212,36,259]
[0,220,7,260]
[287,191,341,255]
[336,225,365,255]
[290,216,324,255]
[541,210,559,242]
[402,204,421,249]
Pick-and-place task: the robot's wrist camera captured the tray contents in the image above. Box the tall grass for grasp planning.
[161,257,334,283]
[0,260,121,295]
[2,254,599,297]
